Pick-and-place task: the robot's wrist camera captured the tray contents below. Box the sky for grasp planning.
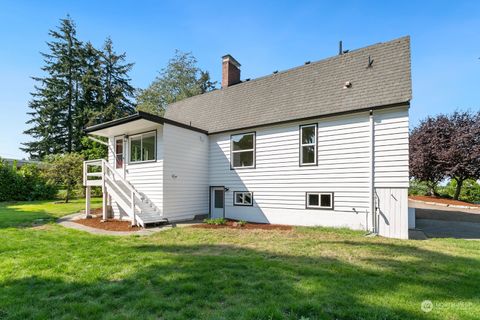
[0,1,479,159]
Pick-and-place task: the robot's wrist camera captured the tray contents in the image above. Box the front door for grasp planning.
[210,187,225,219]
[115,136,124,171]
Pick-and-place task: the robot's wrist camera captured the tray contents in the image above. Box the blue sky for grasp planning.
[0,1,479,159]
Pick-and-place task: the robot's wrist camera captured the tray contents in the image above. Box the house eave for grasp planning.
[84,111,208,137]
[207,101,411,135]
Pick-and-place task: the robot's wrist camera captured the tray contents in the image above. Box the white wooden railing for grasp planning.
[83,159,142,226]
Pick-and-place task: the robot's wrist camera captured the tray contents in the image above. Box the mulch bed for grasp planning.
[409,195,480,207]
[192,220,293,231]
[74,216,140,231]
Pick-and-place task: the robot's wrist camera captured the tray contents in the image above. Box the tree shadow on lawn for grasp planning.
[0,205,56,229]
[0,238,479,320]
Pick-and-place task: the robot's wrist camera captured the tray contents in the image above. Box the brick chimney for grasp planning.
[222,54,241,88]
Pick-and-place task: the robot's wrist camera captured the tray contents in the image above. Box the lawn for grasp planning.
[0,200,479,319]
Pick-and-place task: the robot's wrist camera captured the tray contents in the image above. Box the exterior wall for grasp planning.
[209,111,373,230]
[108,125,164,220]
[208,106,410,236]
[373,106,410,238]
[163,123,209,221]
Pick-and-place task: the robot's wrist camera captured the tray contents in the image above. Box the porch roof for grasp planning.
[84,111,208,137]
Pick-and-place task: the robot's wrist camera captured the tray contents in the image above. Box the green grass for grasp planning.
[0,198,102,228]
[0,200,479,319]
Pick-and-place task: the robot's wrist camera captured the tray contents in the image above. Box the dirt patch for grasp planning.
[409,195,480,208]
[74,216,141,231]
[192,220,293,231]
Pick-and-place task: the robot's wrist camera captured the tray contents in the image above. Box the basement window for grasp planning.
[129,131,156,163]
[306,192,333,210]
[231,132,255,169]
[300,124,317,166]
[234,191,253,206]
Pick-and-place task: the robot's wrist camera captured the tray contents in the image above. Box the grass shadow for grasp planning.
[0,236,478,319]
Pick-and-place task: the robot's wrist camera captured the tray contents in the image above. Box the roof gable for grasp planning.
[165,36,411,133]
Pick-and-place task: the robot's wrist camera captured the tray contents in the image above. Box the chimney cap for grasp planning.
[222,54,241,68]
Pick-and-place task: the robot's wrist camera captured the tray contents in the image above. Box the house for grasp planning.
[83,36,411,239]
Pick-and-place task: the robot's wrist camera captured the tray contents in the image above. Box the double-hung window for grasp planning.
[129,131,156,163]
[234,191,253,206]
[300,124,317,166]
[306,192,334,209]
[231,132,255,168]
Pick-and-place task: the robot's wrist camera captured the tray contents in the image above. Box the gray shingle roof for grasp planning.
[165,36,411,133]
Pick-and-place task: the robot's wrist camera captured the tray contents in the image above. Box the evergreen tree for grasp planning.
[136,50,216,116]
[99,37,135,122]
[78,42,104,129]
[23,17,136,159]
[22,16,83,158]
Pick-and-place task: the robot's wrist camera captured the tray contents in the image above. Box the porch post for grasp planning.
[102,190,108,221]
[85,186,91,218]
[102,160,107,221]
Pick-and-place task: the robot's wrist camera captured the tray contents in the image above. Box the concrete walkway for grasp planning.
[57,212,174,236]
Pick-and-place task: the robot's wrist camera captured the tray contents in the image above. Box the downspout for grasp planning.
[369,110,376,234]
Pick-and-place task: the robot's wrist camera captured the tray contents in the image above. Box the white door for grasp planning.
[210,187,225,219]
[114,136,125,175]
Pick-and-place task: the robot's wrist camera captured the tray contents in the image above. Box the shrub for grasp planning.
[438,179,480,203]
[203,218,227,225]
[0,159,57,202]
[237,220,247,227]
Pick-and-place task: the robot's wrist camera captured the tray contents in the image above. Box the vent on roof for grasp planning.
[273,70,278,74]
[305,61,311,65]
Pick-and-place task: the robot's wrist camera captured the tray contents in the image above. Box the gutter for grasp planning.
[369,110,376,233]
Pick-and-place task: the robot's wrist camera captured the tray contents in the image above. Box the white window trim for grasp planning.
[231,132,256,169]
[306,192,334,210]
[128,131,157,164]
[233,191,253,206]
[300,124,318,166]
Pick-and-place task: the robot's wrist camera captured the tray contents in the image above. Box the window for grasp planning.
[306,192,333,209]
[234,191,253,206]
[129,131,156,163]
[231,132,255,168]
[214,190,224,208]
[300,124,317,166]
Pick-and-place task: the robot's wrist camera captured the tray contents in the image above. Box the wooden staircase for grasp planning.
[83,159,167,227]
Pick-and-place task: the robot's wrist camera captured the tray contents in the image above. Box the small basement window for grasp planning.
[300,124,317,166]
[129,131,156,163]
[234,191,253,206]
[306,192,333,209]
[231,132,255,168]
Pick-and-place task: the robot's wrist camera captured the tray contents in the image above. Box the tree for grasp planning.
[136,50,216,115]
[44,153,83,203]
[409,116,447,195]
[80,136,107,160]
[23,17,136,159]
[23,16,83,159]
[98,37,136,123]
[439,111,480,200]
[410,111,480,200]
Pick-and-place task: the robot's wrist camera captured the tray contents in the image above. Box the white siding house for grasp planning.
[83,36,412,238]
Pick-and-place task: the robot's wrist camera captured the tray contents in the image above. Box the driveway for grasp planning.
[409,200,480,239]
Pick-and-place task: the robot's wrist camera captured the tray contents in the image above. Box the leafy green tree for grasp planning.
[136,50,216,115]
[80,136,107,160]
[44,153,84,203]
